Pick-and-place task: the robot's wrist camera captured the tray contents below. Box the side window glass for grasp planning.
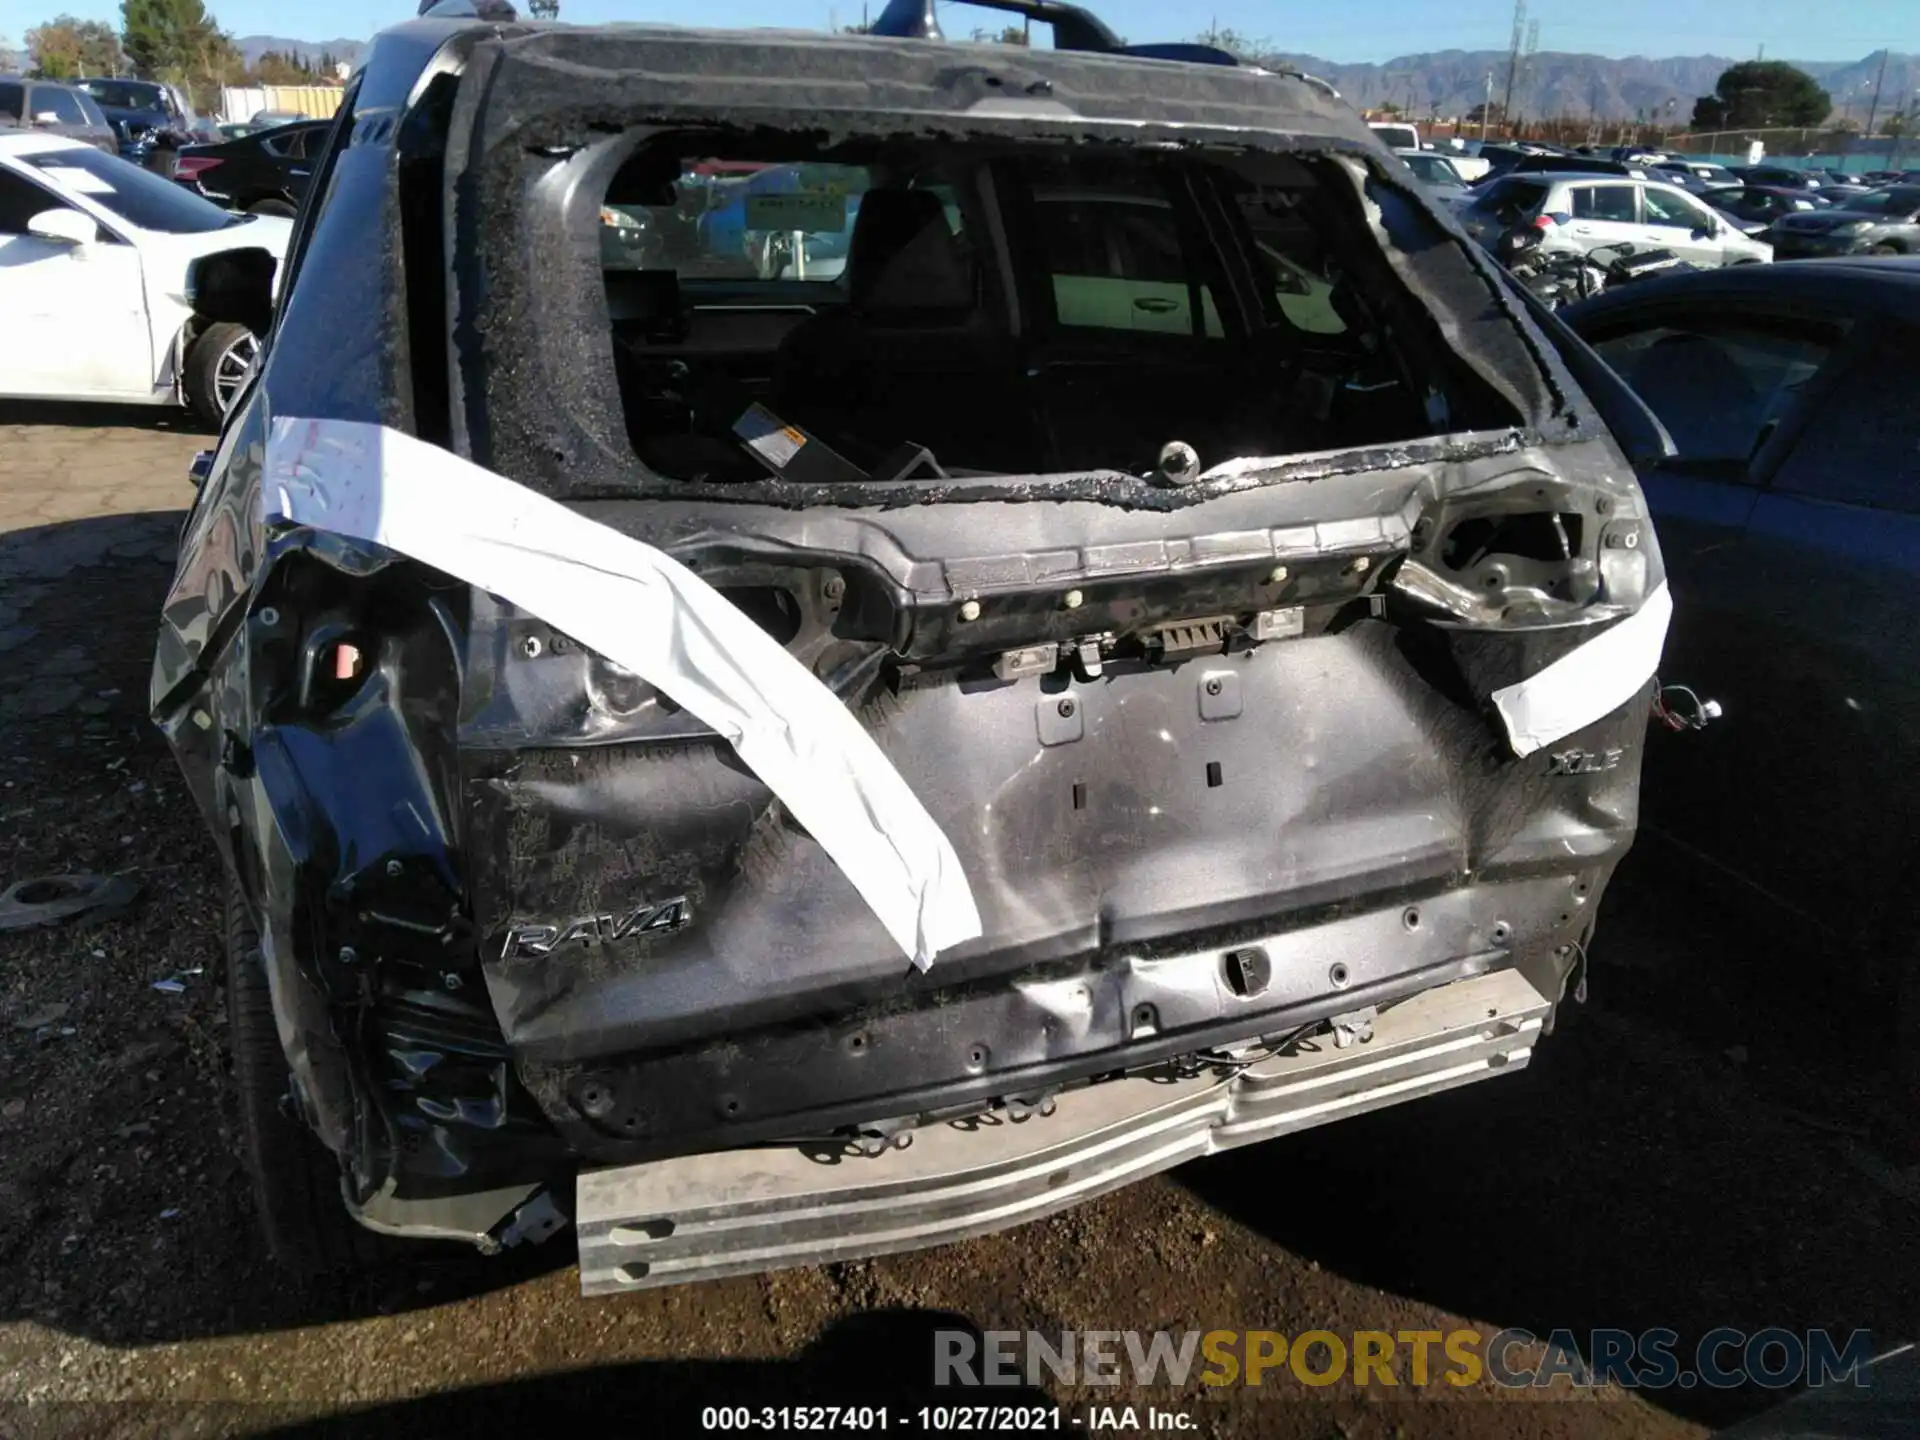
[0,170,64,234]
[1572,185,1635,222]
[1644,188,1708,229]
[1591,322,1835,474]
[0,83,21,121]
[1772,338,1920,513]
[1032,186,1223,339]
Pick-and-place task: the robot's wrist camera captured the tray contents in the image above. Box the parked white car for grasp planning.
[1458,171,1773,268]
[0,132,291,422]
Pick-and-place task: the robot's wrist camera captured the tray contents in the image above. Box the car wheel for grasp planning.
[183,322,258,427]
[1870,241,1903,256]
[248,198,297,218]
[225,881,387,1278]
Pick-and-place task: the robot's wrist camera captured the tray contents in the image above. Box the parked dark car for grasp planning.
[0,75,117,154]
[161,0,1673,1291]
[171,119,331,216]
[1700,183,1829,235]
[1768,185,1920,258]
[1564,258,1920,1082]
[75,77,217,153]
[1730,164,1823,190]
[1656,161,1739,189]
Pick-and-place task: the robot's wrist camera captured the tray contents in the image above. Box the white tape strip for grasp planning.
[262,418,982,969]
[1491,581,1673,757]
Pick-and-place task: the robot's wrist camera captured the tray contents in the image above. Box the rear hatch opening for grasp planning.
[592,132,1527,493]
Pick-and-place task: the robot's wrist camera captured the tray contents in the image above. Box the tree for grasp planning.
[27,15,126,77]
[1466,101,1507,126]
[254,48,314,84]
[121,0,220,77]
[1192,25,1265,61]
[968,25,1028,44]
[1690,60,1830,131]
[529,0,560,17]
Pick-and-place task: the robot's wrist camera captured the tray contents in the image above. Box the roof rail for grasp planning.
[867,0,1242,66]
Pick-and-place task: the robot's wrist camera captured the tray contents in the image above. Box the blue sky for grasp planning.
[0,0,1911,64]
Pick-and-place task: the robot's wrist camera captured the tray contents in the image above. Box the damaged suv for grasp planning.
[152,0,1673,1293]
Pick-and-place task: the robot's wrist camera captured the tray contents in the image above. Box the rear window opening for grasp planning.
[595,132,1523,489]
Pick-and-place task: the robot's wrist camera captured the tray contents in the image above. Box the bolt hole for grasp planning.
[1133,1005,1154,1028]
[848,1033,867,1053]
[1329,962,1351,989]
[1559,913,1572,925]
[968,1045,986,1068]
[1491,922,1512,944]
[723,1098,740,1115]
[1402,907,1421,931]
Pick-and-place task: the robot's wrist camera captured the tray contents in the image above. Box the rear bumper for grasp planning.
[575,966,1552,1294]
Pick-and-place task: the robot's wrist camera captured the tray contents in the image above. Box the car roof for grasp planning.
[0,132,91,158]
[1565,256,1920,328]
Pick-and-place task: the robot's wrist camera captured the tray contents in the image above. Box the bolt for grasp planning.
[1267,565,1289,585]
[521,635,544,658]
[958,600,981,622]
[443,972,464,991]
[1347,555,1372,576]
[258,607,279,627]
[338,946,358,965]
[1063,589,1084,609]
[823,575,845,601]
[1057,698,1076,718]
[385,859,403,878]
[1204,678,1223,697]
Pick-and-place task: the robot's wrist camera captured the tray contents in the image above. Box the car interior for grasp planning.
[599,136,1524,486]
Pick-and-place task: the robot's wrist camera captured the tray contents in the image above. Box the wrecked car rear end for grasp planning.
[151,15,1669,1291]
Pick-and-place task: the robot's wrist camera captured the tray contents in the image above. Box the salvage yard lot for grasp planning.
[0,409,1914,1438]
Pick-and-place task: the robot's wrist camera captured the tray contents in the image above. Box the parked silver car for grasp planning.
[1461,171,1773,267]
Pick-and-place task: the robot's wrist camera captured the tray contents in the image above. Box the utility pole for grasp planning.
[1501,0,1527,133]
[1482,70,1494,139]
[1865,49,1888,141]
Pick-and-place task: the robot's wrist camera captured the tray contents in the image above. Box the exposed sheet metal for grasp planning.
[261,416,982,967]
[1491,581,1673,757]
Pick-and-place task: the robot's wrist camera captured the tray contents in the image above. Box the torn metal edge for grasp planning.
[260,416,983,968]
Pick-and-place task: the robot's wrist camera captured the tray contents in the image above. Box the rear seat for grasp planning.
[774,189,1035,473]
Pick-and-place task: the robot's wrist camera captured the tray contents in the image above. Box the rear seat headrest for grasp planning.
[847,189,973,313]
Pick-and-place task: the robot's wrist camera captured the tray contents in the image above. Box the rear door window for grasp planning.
[1770,335,1920,513]
[1590,320,1837,475]
[0,84,22,122]
[1571,185,1636,222]
[1028,181,1223,338]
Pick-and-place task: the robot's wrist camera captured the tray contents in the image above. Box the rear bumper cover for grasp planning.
[575,966,1552,1294]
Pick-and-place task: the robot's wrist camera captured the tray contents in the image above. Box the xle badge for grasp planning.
[502,897,692,959]
[1546,747,1623,776]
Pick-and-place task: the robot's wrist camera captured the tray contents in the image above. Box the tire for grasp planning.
[182,321,258,428]
[225,881,386,1278]
[1870,242,1902,256]
[248,197,297,218]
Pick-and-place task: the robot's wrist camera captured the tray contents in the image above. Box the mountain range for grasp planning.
[218,35,1917,125]
[1257,47,1918,126]
[233,35,369,70]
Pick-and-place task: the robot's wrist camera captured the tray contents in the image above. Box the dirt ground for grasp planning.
[0,406,1914,1440]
